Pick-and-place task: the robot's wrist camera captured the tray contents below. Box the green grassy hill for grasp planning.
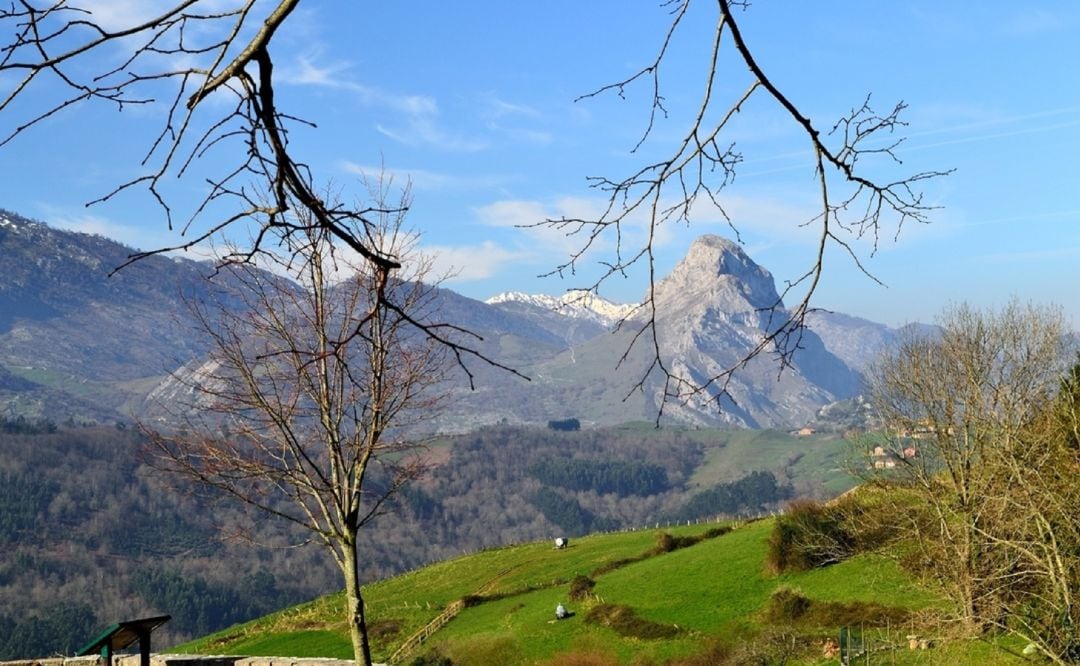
[174,519,1026,665]
[681,427,854,494]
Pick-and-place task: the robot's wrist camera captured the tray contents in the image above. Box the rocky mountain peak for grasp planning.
[652,235,781,317]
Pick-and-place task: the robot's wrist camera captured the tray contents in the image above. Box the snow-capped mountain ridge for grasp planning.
[486,289,639,327]
[0,214,21,232]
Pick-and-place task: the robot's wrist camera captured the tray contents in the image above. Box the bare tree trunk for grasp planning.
[343,534,373,666]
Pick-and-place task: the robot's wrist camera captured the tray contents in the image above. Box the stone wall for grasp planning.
[0,656,99,666]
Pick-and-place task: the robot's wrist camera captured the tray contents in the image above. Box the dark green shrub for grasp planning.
[530,487,617,536]
[652,527,731,555]
[444,635,521,664]
[764,587,910,628]
[652,531,698,553]
[590,556,643,577]
[591,527,732,577]
[0,474,57,543]
[766,499,855,574]
[568,574,596,601]
[804,599,909,627]
[547,418,581,432]
[409,648,453,666]
[702,525,733,539]
[369,618,402,640]
[461,585,539,608]
[584,603,681,640]
[654,532,677,553]
[764,586,812,623]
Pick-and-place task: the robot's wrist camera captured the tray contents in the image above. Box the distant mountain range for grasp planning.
[0,208,914,429]
[0,210,223,422]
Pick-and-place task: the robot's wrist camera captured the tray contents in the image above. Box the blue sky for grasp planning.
[2,1,1079,327]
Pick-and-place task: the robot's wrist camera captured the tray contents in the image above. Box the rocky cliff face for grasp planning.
[653,235,782,319]
[638,235,860,427]
[651,235,789,363]
[803,311,896,374]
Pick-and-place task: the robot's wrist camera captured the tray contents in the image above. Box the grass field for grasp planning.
[6,365,110,400]
[686,428,859,496]
[175,518,1029,665]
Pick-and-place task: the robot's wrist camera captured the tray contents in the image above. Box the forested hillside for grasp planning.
[0,420,848,658]
[0,421,333,657]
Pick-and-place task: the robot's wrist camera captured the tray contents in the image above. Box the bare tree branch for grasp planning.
[539,0,952,421]
[1,0,403,287]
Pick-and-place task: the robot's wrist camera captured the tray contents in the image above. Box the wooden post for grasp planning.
[138,627,151,666]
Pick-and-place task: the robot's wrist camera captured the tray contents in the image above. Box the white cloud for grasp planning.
[424,241,526,283]
[474,197,617,257]
[475,199,551,229]
[478,93,553,146]
[282,59,552,152]
[375,116,488,153]
[469,185,933,289]
[690,195,815,242]
[892,104,1080,159]
[47,212,161,250]
[279,50,483,152]
[338,161,511,191]
[280,54,439,115]
[471,191,830,280]
[683,187,954,257]
[279,54,352,88]
[975,245,1080,265]
[79,0,185,32]
[462,190,858,296]
[41,207,223,262]
[54,1,235,106]
[482,94,541,120]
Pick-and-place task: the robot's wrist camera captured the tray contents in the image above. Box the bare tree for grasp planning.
[145,184,446,666]
[866,301,1077,661]
[983,359,1080,663]
[542,0,951,418]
